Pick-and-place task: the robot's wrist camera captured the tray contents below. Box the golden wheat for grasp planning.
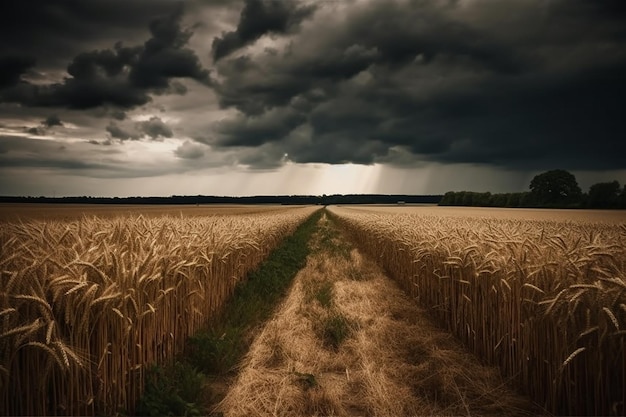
[328,205,626,416]
[0,206,318,416]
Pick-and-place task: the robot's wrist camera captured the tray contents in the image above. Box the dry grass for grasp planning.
[216,213,536,416]
[0,206,318,415]
[345,204,626,224]
[329,205,626,416]
[0,203,295,222]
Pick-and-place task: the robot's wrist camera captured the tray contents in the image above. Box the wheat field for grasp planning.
[328,205,626,416]
[0,206,319,416]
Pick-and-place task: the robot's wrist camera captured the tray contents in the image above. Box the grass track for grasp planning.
[137,209,322,415]
[214,211,541,416]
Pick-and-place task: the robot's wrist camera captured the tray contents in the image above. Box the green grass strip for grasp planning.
[187,208,322,374]
[137,209,322,416]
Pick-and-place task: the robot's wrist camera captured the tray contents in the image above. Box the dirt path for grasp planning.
[213,213,538,416]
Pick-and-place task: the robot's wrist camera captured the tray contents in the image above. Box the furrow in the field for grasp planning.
[216,212,537,417]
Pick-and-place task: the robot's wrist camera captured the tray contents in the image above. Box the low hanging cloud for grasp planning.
[106,122,142,141]
[206,0,626,171]
[0,4,211,110]
[43,115,63,127]
[0,134,123,172]
[106,116,173,141]
[141,116,173,139]
[0,55,36,88]
[1,0,625,182]
[174,140,205,159]
[215,107,307,147]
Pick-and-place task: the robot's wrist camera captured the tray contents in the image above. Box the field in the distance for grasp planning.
[0,203,299,222]
[341,204,626,223]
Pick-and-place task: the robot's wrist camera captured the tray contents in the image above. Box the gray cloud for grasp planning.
[129,5,211,89]
[0,135,122,172]
[215,107,306,146]
[43,115,63,127]
[174,140,205,159]
[1,0,625,190]
[0,0,180,69]
[106,116,174,141]
[0,55,36,88]
[106,122,142,141]
[206,0,626,170]
[0,134,195,179]
[212,0,316,61]
[140,116,174,139]
[0,4,211,110]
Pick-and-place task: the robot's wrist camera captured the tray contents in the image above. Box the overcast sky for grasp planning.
[1,0,625,197]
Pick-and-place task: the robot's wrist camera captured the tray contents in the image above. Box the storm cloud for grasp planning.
[212,0,316,61]
[106,116,174,141]
[43,115,63,128]
[0,4,210,110]
[0,55,36,88]
[1,0,625,197]
[209,0,626,170]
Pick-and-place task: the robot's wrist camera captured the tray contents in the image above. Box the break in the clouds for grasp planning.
[1,0,625,196]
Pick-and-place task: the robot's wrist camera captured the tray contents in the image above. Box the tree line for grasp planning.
[0,194,442,206]
[439,169,626,209]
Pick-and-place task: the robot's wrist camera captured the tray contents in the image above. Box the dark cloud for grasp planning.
[236,144,287,169]
[2,0,625,183]
[212,0,316,61]
[129,5,211,89]
[215,108,306,146]
[208,0,626,170]
[26,126,46,136]
[106,122,141,141]
[111,110,127,120]
[43,115,63,127]
[174,140,205,159]
[0,0,179,68]
[0,55,36,88]
[0,5,211,110]
[106,116,173,141]
[140,116,173,139]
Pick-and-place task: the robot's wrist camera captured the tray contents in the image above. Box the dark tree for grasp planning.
[529,169,582,206]
[619,185,626,208]
[588,181,620,208]
[439,191,457,206]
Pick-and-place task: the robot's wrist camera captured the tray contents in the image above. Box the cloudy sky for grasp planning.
[1,0,625,197]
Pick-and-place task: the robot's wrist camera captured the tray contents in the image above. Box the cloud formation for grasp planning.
[106,116,174,141]
[0,55,36,88]
[205,0,626,170]
[1,0,625,198]
[174,140,205,159]
[43,115,63,127]
[212,0,316,61]
[0,4,210,110]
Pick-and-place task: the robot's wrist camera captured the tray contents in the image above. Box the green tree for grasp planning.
[529,169,582,207]
[505,193,521,207]
[588,181,620,208]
